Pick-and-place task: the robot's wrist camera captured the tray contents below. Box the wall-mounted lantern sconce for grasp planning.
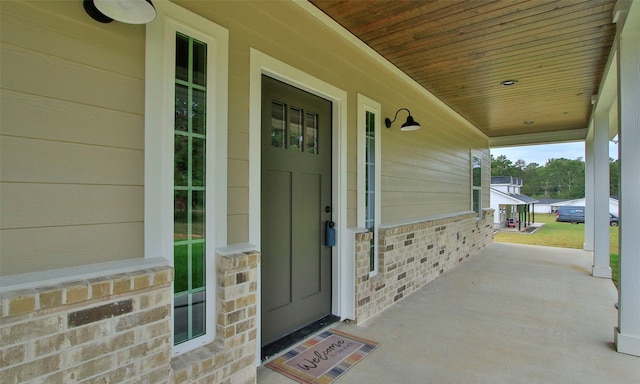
[83,0,156,24]
[385,108,421,131]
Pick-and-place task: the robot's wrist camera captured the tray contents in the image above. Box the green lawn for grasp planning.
[494,213,620,288]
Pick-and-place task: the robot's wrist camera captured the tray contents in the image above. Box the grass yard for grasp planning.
[494,213,620,288]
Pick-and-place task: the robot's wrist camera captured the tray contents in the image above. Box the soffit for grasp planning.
[309,0,618,141]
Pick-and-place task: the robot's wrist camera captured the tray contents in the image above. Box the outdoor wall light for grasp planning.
[385,108,421,131]
[83,0,156,24]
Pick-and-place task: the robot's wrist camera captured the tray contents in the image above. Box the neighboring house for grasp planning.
[0,1,495,383]
[534,198,567,214]
[490,176,539,229]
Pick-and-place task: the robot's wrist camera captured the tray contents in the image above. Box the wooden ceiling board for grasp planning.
[398,21,614,73]
[386,11,613,71]
[412,37,614,79]
[309,0,617,139]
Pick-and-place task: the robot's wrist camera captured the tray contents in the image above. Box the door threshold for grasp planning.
[261,314,340,361]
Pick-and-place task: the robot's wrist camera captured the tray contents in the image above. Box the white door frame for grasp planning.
[249,49,348,364]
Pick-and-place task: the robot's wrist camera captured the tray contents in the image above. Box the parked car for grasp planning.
[556,206,619,226]
[556,206,585,224]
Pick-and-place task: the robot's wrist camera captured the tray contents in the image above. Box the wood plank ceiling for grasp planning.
[309,0,618,140]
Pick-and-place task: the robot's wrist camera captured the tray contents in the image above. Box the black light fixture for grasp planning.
[83,0,156,24]
[385,108,421,131]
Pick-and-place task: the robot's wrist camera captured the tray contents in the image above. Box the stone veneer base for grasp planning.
[354,209,494,324]
[1,210,492,383]
[0,250,260,384]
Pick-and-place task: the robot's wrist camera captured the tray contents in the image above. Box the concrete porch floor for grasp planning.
[258,242,639,383]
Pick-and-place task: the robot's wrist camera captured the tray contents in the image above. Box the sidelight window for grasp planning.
[145,1,228,357]
[472,154,482,217]
[357,95,381,276]
[174,33,208,346]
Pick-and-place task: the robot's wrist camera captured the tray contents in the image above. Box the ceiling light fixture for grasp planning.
[523,121,534,125]
[500,80,518,86]
[385,108,421,131]
[83,0,156,24]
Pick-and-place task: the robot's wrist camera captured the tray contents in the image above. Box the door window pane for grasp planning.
[289,107,303,151]
[271,101,286,148]
[305,112,318,154]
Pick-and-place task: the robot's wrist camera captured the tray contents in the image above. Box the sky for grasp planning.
[490,141,619,166]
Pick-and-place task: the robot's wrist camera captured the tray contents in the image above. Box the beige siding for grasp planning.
[0,1,145,275]
[0,224,144,275]
[176,0,489,231]
[1,0,490,275]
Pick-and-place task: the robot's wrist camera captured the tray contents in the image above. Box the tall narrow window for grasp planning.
[365,111,376,272]
[146,0,227,356]
[472,155,482,216]
[357,95,381,276]
[174,33,207,346]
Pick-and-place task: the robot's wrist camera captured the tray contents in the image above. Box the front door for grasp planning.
[261,75,332,346]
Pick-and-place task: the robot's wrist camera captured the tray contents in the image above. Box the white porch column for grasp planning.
[592,109,611,278]
[614,0,640,357]
[584,135,595,252]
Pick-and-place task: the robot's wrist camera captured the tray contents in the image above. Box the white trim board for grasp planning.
[249,48,348,364]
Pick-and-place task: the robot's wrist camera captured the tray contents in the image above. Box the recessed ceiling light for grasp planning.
[523,121,534,125]
[500,80,518,86]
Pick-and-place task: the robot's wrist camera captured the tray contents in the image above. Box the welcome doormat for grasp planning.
[265,329,379,384]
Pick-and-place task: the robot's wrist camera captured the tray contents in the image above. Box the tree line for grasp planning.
[491,155,619,200]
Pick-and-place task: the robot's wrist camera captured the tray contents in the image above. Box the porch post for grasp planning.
[592,107,611,278]
[532,204,535,224]
[614,0,640,357]
[584,135,595,252]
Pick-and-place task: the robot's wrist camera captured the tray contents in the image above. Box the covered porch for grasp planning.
[259,242,639,383]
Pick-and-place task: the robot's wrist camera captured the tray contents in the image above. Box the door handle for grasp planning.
[325,221,336,247]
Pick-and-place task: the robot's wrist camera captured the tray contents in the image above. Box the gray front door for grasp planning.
[261,75,332,346]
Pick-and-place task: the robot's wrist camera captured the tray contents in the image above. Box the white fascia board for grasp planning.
[490,128,588,147]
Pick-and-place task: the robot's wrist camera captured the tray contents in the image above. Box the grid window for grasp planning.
[472,155,482,216]
[365,111,376,272]
[174,33,208,345]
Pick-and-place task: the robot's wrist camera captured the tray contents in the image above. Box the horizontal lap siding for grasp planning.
[1,0,489,275]
[176,0,489,231]
[0,1,145,275]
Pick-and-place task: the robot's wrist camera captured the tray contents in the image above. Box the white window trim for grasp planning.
[357,94,381,276]
[471,151,482,217]
[145,0,228,356]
